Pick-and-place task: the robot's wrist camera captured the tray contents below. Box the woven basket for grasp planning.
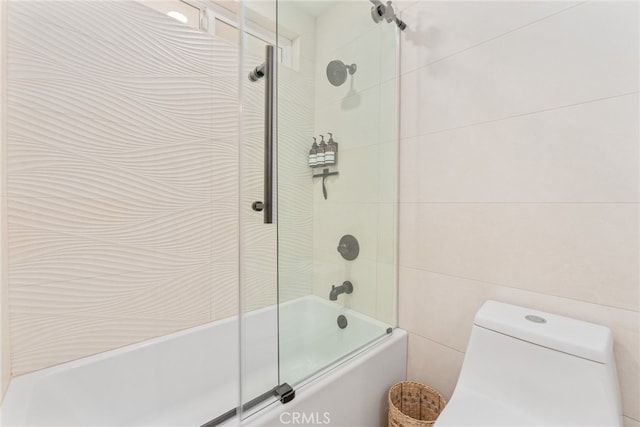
[388,381,447,427]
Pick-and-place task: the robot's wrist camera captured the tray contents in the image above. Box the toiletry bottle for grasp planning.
[325,132,338,165]
[317,135,326,166]
[308,137,318,167]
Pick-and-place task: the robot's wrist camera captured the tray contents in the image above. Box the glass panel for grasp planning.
[239,0,280,420]
[4,0,244,424]
[277,0,400,387]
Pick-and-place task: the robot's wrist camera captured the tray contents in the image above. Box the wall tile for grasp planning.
[407,332,464,399]
[398,137,419,203]
[280,59,316,108]
[624,416,640,427]
[614,328,640,421]
[376,262,397,326]
[312,258,378,320]
[400,265,640,420]
[9,197,219,259]
[379,78,399,144]
[277,1,317,64]
[401,1,639,139]
[9,265,213,318]
[313,202,379,263]
[8,5,220,78]
[411,94,639,203]
[315,85,381,151]
[312,260,343,300]
[379,25,399,84]
[315,25,382,110]
[0,195,7,399]
[399,1,579,76]
[3,0,315,377]
[342,258,378,319]
[400,202,639,311]
[400,266,640,347]
[377,202,397,264]
[210,261,239,322]
[377,141,398,204]
[312,145,380,204]
[312,1,399,328]
[394,1,419,14]
[1,0,9,401]
[399,1,639,422]
[314,0,379,65]
[9,313,205,376]
[399,266,485,352]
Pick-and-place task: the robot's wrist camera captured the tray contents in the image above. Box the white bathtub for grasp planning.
[1,295,407,426]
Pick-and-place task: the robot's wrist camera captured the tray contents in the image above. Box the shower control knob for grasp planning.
[252,201,264,212]
[337,234,359,260]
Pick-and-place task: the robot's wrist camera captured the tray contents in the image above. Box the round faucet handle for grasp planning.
[337,235,359,260]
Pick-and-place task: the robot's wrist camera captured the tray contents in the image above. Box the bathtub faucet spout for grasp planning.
[329,281,353,301]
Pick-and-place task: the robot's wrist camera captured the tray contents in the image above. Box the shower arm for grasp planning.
[369,0,407,30]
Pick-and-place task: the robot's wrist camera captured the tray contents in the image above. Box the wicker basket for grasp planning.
[388,381,447,427]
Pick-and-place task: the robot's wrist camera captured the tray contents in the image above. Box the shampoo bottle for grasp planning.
[308,137,318,167]
[325,132,338,165]
[316,135,326,166]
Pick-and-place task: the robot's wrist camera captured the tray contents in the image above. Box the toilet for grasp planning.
[435,300,622,427]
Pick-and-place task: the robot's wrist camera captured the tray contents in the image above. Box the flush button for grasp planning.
[525,314,547,324]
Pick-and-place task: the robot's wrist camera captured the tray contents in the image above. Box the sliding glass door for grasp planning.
[239,0,400,421]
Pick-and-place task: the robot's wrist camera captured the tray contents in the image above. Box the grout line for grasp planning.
[318,20,383,66]
[398,266,640,315]
[625,415,640,424]
[397,1,421,16]
[399,1,589,78]
[407,331,465,354]
[402,91,640,140]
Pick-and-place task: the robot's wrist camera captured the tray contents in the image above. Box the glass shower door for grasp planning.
[237,0,400,419]
[275,0,400,388]
[4,1,249,425]
[238,0,281,421]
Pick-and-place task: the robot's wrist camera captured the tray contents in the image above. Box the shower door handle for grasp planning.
[263,45,276,224]
[250,45,277,224]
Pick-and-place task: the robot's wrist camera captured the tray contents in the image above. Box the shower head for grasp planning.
[326,60,357,87]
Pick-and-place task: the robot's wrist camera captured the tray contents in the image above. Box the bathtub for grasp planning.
[1,295,407,426]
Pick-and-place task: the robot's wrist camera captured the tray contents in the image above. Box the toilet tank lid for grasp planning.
[474,301,614,363]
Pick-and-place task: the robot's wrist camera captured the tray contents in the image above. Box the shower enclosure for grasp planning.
[239,0,400,417]
[0,0,400,424]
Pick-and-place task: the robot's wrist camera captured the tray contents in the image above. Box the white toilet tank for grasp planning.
[435,300,622,427]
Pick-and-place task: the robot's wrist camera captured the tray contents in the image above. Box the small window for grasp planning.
[141,0,293,67]
[145,0,202,30]
[204,2,292,67]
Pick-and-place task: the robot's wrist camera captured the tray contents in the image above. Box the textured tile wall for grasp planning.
[0,0,8,401]
[6,0,239,375]
[397,2,639,426]
[4,0,315,377]
[242,1,317,312]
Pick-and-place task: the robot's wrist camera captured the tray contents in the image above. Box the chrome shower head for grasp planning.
[326,60,357,87]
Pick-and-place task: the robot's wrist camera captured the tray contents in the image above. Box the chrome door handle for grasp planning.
[249,45,277,224]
